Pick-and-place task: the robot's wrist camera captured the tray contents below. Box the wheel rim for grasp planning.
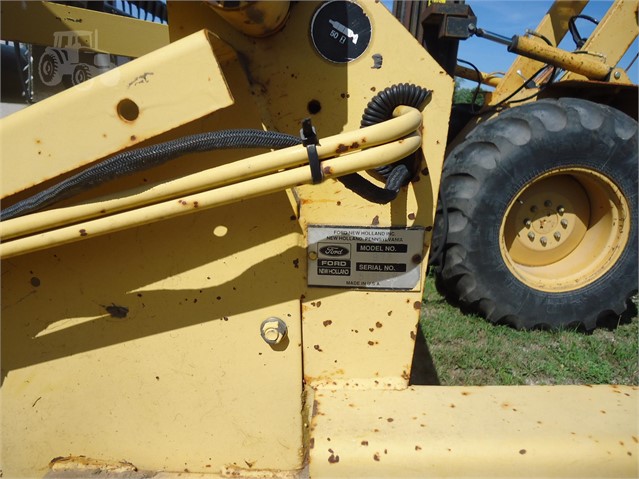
[500,168,631,293]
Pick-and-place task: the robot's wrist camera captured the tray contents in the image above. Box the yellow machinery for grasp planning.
[0,1,637,477]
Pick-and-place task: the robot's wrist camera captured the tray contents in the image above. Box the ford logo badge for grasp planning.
[319,245,349,257]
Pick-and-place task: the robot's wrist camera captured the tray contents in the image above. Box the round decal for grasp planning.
[310,1,372,63]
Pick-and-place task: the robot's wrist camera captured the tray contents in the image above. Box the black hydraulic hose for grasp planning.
[338,83,431,204]
[1,129,302,221]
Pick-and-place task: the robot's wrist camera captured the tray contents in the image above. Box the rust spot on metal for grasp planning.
[373,453,380,461]
[361,440,369,446]
[314,344,323,352]
[310,438,315,449]
[178,200,188,206]
[367,341,375,346]
[600,410,607,414]
[387,311,393,316]
[317,301,322,307]
[30,277,41,287]
[370,86,376,92]
[387,418,394,422]
[244,460,255,468]
[336,201,342,206]
[376,321,382,328]
[461,391,471,396]
[79,229,88,237]
[130,135,137,141]
[408,212,416,220]
[328,451,340,464]
[415,445,422,451]
[519,449,527,455]
[350,141,360,149]
[413,301,422,310]
[449,404,456,408]
[632,436,638,443]
[372,215,380,226]
[369,328,374,332]
[193,201,199,208]
[323,320,333,327]
[323,165,333,175]
[336,144,348,154]
[293,258,300,269]
[410,331,416,340]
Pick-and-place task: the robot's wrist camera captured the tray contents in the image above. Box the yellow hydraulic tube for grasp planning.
[454,65,502,88]
[1,106,422,241]
[0,132,422,258]
[509,35,612,80]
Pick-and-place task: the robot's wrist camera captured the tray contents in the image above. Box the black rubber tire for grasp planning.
[38,51,62,87]
[72,64,92,85]
[433,98,638,330]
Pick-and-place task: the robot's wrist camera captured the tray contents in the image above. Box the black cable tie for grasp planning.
[300,118,322,184]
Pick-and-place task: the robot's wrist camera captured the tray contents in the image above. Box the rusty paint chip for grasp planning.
[336,144,348,154]
[373,453,380,461]
[415,445,422,451]
[323,320,333,327]
[519,449,527,455]
[79,229,88,237]
[413,301,422,310]
[105,304,129,319]
[375,322,383,328]
[371,215,380,226]
[314,344,323,352]
[361,440,369,446]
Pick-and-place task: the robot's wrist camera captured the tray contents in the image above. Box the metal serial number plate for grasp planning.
[307,225,425,290]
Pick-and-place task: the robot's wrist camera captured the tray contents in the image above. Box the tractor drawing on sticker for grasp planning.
[38,30,113,87]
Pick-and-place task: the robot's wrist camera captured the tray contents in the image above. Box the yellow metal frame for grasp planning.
[1,1,637,478]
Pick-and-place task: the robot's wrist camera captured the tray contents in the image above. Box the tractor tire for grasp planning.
[38,51,62,87]
[72,64,92,86]
[433,98,637,330]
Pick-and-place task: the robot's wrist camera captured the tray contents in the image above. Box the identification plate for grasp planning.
[307,225,425,290]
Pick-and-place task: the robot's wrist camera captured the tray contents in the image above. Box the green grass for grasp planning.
[419,275,639,386]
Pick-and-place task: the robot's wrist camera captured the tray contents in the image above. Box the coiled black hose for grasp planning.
[1,130,301,221]
[338,83,431,204]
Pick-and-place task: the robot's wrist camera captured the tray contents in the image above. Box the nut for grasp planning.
[260,317,287,345]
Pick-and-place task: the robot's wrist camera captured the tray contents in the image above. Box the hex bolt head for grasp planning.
[540,236,548,246]
[527,231,535,241]
[561,219,568,228]
[557,205,565,215]
[554,231,561,241]
[260,317,288,345]
[614,70,621,80]
[524,218,532,228]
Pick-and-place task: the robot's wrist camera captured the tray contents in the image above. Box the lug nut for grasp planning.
[540,236,548,246]
[524,218,532,228]
[554,231,561,241]
[527,231,535,241]
[557,205,565,215]
[561,219,568,228]
[260,317,288,345]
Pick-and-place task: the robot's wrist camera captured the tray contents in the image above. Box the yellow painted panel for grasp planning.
[310,385,639,478]
[0,1,169,57]
[0,29,233,199]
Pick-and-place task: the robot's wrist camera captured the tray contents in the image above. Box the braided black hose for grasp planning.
[338,83,431,204]
[1,130,302,221]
